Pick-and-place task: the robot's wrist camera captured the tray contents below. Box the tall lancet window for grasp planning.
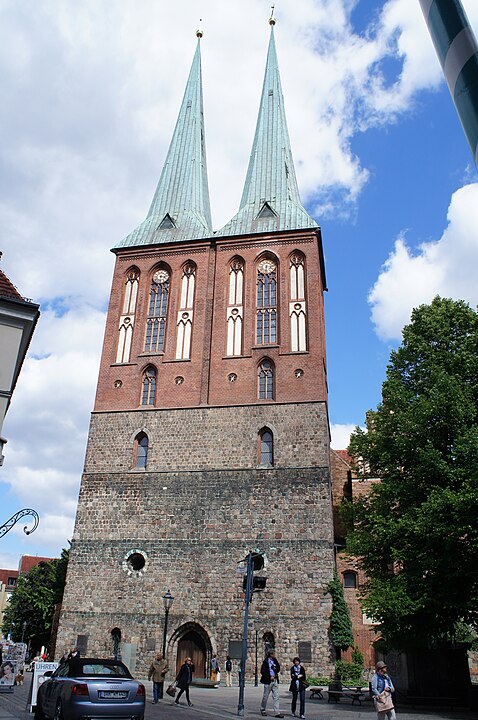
[226,258,244,356]
[256,258,277,345]
[175,263,196,360]
[258,358,274,400]
[145,268,170,353]
[289,253,307,352]
[141,366,157,406]
[116,268,140,363]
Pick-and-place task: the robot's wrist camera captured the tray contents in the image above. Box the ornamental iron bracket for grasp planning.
[0,509,39,539]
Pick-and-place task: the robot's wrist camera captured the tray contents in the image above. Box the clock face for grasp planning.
[153,269,169,284]
[258,259,276,275]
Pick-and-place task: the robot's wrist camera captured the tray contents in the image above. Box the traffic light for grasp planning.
[243,576,267,592]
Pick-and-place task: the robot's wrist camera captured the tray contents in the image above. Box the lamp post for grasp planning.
[162,590,174,658]
[254,623,259,687]
[21,621,27,644]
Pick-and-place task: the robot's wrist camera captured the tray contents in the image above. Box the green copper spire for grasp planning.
[115,33,212,249]
[217,20,317,237]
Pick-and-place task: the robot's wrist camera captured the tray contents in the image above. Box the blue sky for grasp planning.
[1,0,477,570]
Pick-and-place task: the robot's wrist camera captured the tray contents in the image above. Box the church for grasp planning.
[56,17,336,678]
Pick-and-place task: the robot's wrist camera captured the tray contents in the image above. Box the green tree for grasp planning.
[325,572,354,654]
[345,297,478,650]
[2,549,69,651]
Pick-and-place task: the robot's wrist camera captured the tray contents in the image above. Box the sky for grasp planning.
[1,0,477,570]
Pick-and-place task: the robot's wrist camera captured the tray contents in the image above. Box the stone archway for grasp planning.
[172,623,212,679]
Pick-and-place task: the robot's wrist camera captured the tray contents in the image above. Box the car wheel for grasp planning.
[34,704,45,720]
[53,701,63,720]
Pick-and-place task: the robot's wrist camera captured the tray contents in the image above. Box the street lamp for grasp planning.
[162,590,174,658]
[21,621,27,644]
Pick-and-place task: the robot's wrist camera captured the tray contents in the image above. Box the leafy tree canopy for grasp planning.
[2,548,69,651]
[345,297,478,651]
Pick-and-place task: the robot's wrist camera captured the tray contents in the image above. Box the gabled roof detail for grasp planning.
[115,37,212,249]
[217,24,317,237]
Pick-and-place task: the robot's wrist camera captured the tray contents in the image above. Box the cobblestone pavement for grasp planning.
[0,675,474,720]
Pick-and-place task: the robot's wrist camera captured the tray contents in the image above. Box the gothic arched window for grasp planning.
[176,263,196,360]
[289,253,307,352]
[141,366,157,406]
[226,257,244,356]
[259,428,274,465]
[256,258,277,345]
[258,359,274,400]
[135,432,149,469]
[145,268,170,353]
[116,267,139,363]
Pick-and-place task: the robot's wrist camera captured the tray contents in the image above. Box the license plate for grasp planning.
[98,691,128,699]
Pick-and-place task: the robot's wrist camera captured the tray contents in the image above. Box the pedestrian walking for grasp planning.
[148,652,169,703]
[210,654,219,682]
[372,661,396,720]
[289,656,307,718]
[174,657,195,707]
[260,651,284,718]
[225,655,233,687]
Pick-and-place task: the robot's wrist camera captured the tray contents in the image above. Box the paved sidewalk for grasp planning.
[0,676,474,720]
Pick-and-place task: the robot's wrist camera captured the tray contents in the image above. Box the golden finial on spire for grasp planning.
[196,18,203,38]
[269,5,276,25]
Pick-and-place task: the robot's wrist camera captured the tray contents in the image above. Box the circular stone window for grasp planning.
[123,549,148,577]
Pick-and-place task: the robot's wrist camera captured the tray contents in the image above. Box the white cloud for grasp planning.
[369,183,478,341]
[330,423,357,450]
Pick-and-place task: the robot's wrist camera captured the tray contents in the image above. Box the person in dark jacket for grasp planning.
[174,657,195,706]
[289,657,307,718]
[260,651,284,718]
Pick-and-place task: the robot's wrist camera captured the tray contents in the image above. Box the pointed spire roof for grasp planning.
[217,20,317,237]
[115,34,212,249]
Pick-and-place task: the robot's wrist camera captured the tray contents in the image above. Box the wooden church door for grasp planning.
[176,630,207,678]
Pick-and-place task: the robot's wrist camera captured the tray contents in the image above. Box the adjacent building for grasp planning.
[0,256,40,466]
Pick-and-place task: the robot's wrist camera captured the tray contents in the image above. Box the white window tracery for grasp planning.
[145,268,170,353]
[256,258,277,345]
[116,268,139,363]
[289,254,307,352]
[175,263,196,360]
[226,258,244,356]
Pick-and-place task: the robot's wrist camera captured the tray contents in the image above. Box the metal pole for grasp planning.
[162,607,169,658]
[419,0,478,168]
[254,627,259,687]
[237,552,253,716]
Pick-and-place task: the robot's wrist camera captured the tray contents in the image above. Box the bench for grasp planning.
[308,686,324,699]
[327,687,365,705]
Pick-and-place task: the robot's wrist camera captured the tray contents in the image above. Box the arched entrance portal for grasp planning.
[173,624,211,679]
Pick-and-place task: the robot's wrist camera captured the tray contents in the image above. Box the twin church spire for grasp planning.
[115,20,316,249]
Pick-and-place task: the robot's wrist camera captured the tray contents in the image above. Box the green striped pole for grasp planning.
[419,0,478,168]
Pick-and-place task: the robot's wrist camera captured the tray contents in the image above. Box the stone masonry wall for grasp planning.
[57,465,335,677]
[84,402,330,474]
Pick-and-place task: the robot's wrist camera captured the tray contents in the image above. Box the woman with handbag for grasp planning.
[372,661,396,720]
[289,657,307,719]
[174,657,195,707]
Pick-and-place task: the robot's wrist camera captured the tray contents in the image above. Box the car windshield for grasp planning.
[72,662,132,678]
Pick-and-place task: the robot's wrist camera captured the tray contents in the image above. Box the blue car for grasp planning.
[35,658,145,720]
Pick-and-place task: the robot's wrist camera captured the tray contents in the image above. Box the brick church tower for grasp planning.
[57,19,335,678]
